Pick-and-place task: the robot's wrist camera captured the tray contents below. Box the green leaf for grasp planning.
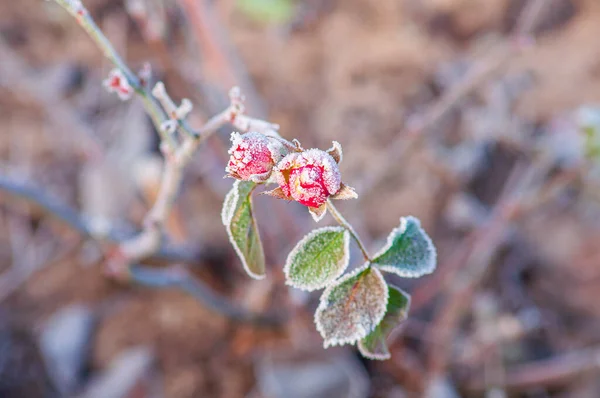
[315,264,388,348]
[237,0,295,24]
[284,227,350,291]
[372,216,436,278]
[222,181,265,279]
[358,285,411,360]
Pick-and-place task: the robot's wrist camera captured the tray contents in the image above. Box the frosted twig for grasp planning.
[52,0,180,150]
[117,86,253,265]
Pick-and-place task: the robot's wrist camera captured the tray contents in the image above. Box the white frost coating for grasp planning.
[357,286,412,360]
[372,216,437,278]
[283,227,350,291]
[315,264,388,348]
[221,180,240,226]
[309,205,328,222]
[275,149,342,196]
[227,224,265,281]
[372,217,408,259]
[226,132,284,181]
[357,340,391,361]
[102,69,133,101]
[222,181,265,280]
[326,141,343,164]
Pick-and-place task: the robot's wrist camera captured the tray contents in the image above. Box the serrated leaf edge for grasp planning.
[283,226,350,291]
[357,286,411,360]
[373,216,437,278]
[315,263,389,348]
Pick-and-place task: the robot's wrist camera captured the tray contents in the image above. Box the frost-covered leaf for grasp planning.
[358,285,410,360]
[372,216,436,278]
[315,264,388,348]
[222,180,265,279]
[284,227,350,291]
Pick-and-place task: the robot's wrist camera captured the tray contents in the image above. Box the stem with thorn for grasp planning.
[326,200,371,262]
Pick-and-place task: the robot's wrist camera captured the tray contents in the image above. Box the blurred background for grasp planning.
[1,0,600,397]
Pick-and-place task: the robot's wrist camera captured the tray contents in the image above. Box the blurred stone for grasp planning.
[40,304,96,395]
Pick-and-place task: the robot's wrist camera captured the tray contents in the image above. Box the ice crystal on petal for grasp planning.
[372,216,437,278]
[103,69,133,101]
[284,227,350,291]
[274,149,342,209]
[225,132,284,181]
[315,264,388,348]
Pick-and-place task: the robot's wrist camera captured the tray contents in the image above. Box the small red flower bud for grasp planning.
[275,149,341,209]
[226,132,285,182]
[103,69,133,101]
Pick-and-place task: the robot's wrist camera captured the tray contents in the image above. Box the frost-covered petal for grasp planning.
[315,264,388,348]
[274,149,342,209]
[226,132,283,182]
[284,226,350,291]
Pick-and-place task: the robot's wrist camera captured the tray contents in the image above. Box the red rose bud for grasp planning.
[226,132,286,182]
[275,149,342,209]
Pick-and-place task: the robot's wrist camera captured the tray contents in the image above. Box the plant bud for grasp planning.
[225,132,286,182]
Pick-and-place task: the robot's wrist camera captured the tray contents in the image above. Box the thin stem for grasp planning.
[53,0,179,149]
[326,200,371,261]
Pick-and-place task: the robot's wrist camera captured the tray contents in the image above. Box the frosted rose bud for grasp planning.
[276,149,342,209]
[263,141,357,221]
[226,132,286,182]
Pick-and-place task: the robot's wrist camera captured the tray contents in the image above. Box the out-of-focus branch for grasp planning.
[466,346,600,393]
[0,37,104,159]
[53,0,184,149]
[129,265,284,325]
[0,175,198,264]
[116,87,276,265]
[359,0,547,194]
[49,0,286,327]
[425,156,553,379]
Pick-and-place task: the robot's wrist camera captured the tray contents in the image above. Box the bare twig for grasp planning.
[360,0,547,194]
[425,156,553,378]
[53,0,184,149]
[116,87,272,265]
[48,0,287,327]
